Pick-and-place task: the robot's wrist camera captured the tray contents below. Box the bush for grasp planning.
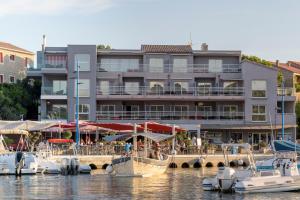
[62,131,72,139]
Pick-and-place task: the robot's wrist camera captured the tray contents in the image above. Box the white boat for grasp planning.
[110,124,175,177]
[235,152,300,193]
[0,152,38,175]
[203,143,256,192]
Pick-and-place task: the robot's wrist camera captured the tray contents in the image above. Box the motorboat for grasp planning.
[235,152,300,193]
[0,152,38,175]
[109,123,175,177]
[203,143,256,192]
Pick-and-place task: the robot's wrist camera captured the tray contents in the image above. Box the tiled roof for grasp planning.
[288,61,300,68]
[0,41,34,55]
[275,62,300,74]
[141,45,192,54]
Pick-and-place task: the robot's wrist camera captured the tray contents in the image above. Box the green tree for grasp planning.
[242,54,273,67]
[97,44,111,50]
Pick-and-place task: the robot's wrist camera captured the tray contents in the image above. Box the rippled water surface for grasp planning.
[1,168,300,199]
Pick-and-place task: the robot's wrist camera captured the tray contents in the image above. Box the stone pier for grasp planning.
[51,154,274,169]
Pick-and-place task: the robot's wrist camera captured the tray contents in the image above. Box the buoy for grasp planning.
[106,164,113,173]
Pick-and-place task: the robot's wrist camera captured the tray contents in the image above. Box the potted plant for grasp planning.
[259,141,268,153]
[62,131,72,139]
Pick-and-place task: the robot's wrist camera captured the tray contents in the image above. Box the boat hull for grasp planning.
[112,156,169,177]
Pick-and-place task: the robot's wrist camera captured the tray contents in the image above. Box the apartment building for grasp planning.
[28,44,297,149]
[0,42,34,83]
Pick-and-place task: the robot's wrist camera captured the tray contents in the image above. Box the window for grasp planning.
[74,79,90,97]
[124,82,139,95]
[45,55,67,68]
[149,58,164,73]
[252,105,266,122]
[75,54,90,71]
[49,104,67,119]
[149,81,164,94]
[0,74,4,83]
[100,59,139,72]
[76,104,90,120]
[99,81,109,95]
[252,80,266,97]
[173,58,188,73]
[53,80,67,95]
[0,52,3,64]
[148,105,164,119]
[174,105,189,119]
[197,82,212,95]
[223,105,238,119]
[197,106,212,119]
[9,76,15,83]
[98,105,115,119]
[9,54,15,61]
[174,81,189,94]
[208,59,222,72]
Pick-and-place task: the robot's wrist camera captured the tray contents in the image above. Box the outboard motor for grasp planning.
[217,167,236,192]
[61,158,71,175]
[15,152,25,176]
[70,158,80,175]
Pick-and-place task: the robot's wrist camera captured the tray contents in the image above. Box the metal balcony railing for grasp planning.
[96,63,241,73]
[277,88,295,96]
[41,87,67,95]
[96,86,244,96]
[44,61,67,69]
[96,110,245,121]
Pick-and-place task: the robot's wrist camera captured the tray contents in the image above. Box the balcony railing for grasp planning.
[96,111,244,121]
[277,88,295,96]
[97,63,241,73]
[42,87,67,95]
[96,86,244,96]
[44,61,67,69]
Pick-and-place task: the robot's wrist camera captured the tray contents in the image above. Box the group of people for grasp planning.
[123,140,162,160]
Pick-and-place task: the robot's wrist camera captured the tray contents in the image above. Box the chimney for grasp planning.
[275,60,279,67]
[42,35,46,52]
[201,43,208,51]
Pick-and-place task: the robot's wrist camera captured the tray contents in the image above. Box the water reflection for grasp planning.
[0,169,299,199]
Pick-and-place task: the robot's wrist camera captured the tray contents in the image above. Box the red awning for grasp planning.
[87,122,144,132]
[48,139,74,143]
[139,122,185,134]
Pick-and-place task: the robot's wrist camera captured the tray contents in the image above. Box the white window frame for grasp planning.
[208,59,222,72]
[75,54,90,71]
[252,105,266,122]
[251,80,267,98]
[75,104,90,121]
[149,58,164,73]
[173,58,188,73]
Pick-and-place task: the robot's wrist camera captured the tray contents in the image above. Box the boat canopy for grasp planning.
[0,129,29,136]
[130,132,175,143]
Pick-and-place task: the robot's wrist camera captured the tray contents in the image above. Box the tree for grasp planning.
[0,78,41,120]
[97,44,111,50]
[242,54,273,67]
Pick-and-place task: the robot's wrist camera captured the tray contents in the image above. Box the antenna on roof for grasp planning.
[188,32,193,47]
[42,35,46,52]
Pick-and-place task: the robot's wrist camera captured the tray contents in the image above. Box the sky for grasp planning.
[0,0,299,62]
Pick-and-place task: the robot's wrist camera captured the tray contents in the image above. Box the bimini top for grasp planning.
[130,132,175,143]
[0,129,29,136]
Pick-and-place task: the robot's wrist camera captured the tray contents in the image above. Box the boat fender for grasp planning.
[106,164,113,174]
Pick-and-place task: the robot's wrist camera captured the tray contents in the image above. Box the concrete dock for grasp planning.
[51,154,274,169]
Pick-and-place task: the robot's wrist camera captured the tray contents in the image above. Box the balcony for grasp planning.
[96,86,244,101]
[96,110,244,121]
[41,61,67,74]
[97,63,241,73]
[41,87,67,100]
[277,88,296,101]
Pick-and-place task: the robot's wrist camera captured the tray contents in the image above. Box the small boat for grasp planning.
[109,123,175,177]
[235,152,300,193]
[203,143,256,192]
